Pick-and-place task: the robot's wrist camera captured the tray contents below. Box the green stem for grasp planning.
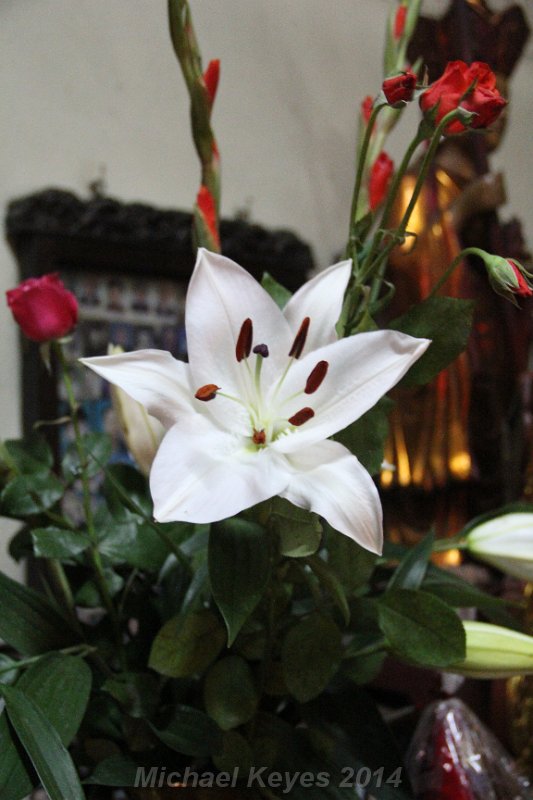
[53,342,123,654]
[0,644,96,678]
[47,558,78,626]
[432,535,468,553]
[427,247,487,299]
[345,102,387,259]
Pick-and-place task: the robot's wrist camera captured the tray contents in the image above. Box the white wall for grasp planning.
[1,0,532,578]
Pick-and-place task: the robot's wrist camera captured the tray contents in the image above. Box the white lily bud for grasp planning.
[451,621,533,679]
[108,345,165,476]
[466,511,533,582]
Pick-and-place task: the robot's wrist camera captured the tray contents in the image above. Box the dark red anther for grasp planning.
[289,317,310,359]
[195,384,219,401]
[304,360,329,394]
[252,429,266,445]
[288,407,315,426]
[236,318,253,362]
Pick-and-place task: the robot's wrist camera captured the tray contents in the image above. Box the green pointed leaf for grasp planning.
[213,730,254,774]
[149,609,226,677]
[0,570,72,655]
[31,527,90,560]
[282,613,343,702]
[204,655,258,730]
[103,463,152,520]
[0,473,64,517]
[306,555,350,624]
[84,755,139,787]
[378,589,465,667]
[388,530,434,591]
[335,397,393,475]
[325,525,377,594]
[271,497,323,558]
[0,655,91,800]
[261,272,292,309]
[3,436,53,475]
[389,296,474,387]
[209,518,271,646]
[0,685,85,800]
[150,705,222,756]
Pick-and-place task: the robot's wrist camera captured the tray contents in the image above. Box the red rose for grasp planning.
[6,273,78,342]
[369,151,394,210]
[393,4,408,39]
[420,60,506,135]
[509,260,533,297]
[382,68,417,105]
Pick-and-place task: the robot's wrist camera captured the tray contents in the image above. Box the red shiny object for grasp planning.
[6,273,78,342]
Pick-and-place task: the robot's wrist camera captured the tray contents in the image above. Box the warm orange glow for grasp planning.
[449,451,472,480]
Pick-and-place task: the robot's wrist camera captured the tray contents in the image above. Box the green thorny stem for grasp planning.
[168,0,221,250]
[53,341,124,660]
[342,108,472,334]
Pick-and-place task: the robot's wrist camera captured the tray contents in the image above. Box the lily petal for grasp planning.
[272,329,430,453]
[283,259,352,351]
[150,414,289,523]
[81,350,194,429]
[280,439,382,554]
[186,249,293,397]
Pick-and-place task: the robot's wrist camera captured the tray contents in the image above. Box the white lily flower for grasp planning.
[466,512,533,582]
[450,621,533,679]
[81,249,429,554]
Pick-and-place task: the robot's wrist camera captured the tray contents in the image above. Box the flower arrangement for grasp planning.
[1,1,533,799]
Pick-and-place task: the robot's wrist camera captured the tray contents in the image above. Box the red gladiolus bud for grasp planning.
[6,273,78,342]
[393,4,408,39]
[382,69,417,105]
[369,152,394,210]
[203,59,220,107]
[361,95,374,124]
[196,184,220,249]
[420,60,506,135]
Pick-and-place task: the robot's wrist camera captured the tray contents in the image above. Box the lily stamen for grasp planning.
[289,316,310,358]
[305,360,329,394]
[288,407,315,426]
[236,318,253,362]
[195,384,220,401]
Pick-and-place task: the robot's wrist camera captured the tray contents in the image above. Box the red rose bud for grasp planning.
[479,252,533,300]
[393,4,408,39]
[196,184,220,249]
[6,273,78,342]
[369,151,394,210]
[203,59,220,108]
[382,68,417,105]
[361,95,374,124]
[420,60,506,135]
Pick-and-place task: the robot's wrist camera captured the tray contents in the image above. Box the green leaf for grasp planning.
[0,570,72,655]
[62,432,112,480]
[0,473,64,517]
[149,609,226,677]
[213,730,254,774]
[3,436,53,475]
[388,530,434,591]
[378,589,465,667]
[271,497,323,558]
[282,613,343,702]
[325,525,377,595]
[261,272,292,309]
[150,705,222,756]
[84,755,139,787]
[0,685,85,800]
[0,655,19,685]
[209,518,271,646]
[335,397,393,475]
[204,655,258,730]
[306,555,350,625]
[0,655,91,800]
[98,518,168,572]
[76,567,124,606]
[102,672,159,719]
[31,527,90,560]
[389,296,474,387]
